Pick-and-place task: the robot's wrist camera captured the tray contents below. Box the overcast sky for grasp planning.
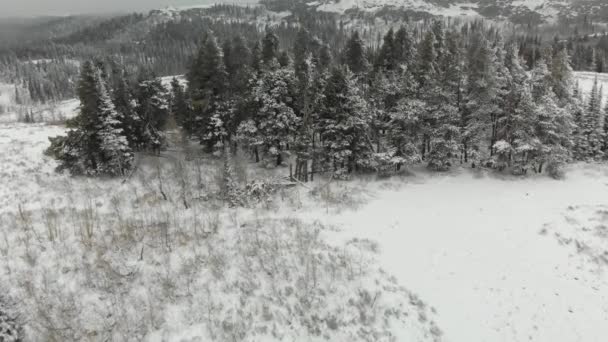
[0,0,256,17]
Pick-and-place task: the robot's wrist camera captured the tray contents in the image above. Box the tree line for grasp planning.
[48,20,608,179]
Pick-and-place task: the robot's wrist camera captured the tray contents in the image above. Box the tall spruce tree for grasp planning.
[344,31,368,74]
[46,62,133,176]
[135,77,170,151]
[579,77,605,159]
[262,29,280,65]
[187,33,229,149]
[318,67,372,175]
[96,72,134,175]
[238,63,300,166]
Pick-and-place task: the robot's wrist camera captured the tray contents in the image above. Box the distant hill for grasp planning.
[263,0,608,25]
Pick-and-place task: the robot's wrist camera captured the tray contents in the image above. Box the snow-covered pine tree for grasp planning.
[495,45,537,172]
[225,35,252,95]
[95,71,134,176]
[46,61,100,174]
[416,29,437,88]
[135,77,170,152]
[604,99,608,153]
[343,31,368,74]
[393,25,416,70]
[579,77,604,160]
[187,33,229,149]
[463,31,501,165]
[112,69,142,149]
[46,62,133,176]
[238,62,300,167]
[551,47,575,104]
[531,57,575,175]
[203,99,236,148]
[571,83,588,160]
[292,54,324,181]
[375,28,396,71]
[426,28,462,171]
[318,67,372,176]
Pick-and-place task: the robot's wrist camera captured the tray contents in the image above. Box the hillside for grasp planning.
[273,0,608,24]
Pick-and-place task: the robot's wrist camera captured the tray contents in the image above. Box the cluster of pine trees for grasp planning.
[48,20,608,179]
[174,20,608,179]
[46,61,170,176]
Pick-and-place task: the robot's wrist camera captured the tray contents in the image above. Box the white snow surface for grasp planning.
[305,167,608,342]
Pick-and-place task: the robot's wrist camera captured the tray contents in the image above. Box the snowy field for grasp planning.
[575,71,608,106]
[1,121,608,341]
[314,167,608,342]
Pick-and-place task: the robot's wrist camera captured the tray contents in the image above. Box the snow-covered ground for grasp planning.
[314,0,481,17]
[0,123,442,341]
[1,120,608,341]
[575,71,608,106]
[302,166,608,342]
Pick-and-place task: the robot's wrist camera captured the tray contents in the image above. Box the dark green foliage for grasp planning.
[46,61,134,176]
[262,29,280,65]
[343,31,368,74]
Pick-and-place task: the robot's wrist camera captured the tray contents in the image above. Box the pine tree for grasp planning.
[463,31,501,165]
[571,83,587,160]
[293,28,311,80]
[262,29,280,65]
[278,51,291,68]
[393,25,415,68]
[604,100,608,153]
[318,67,372,175]
[551,47,574,103]
[375,28,396,71]
[496,45,537,172]
[187,34,229,149]
[426,28,462,171]
[416,30,437,87]
[96,72,134,175]
[188,34,228,101]
[112,69,141,149]
[46,63,133,176]
[579,77,605,159]
[135,77,170,151]
[251,42,263,73]
[343,31,368,74]
[238,64,300,166]
[534,91,573,176]
[225,35,252,95]
[170,77,192,134]
[527,56,574,174]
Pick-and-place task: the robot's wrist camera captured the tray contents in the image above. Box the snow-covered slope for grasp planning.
[307,0,608,23]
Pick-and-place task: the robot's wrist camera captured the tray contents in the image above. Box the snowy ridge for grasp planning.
[316,0,480,18]
[308,0,608,23]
